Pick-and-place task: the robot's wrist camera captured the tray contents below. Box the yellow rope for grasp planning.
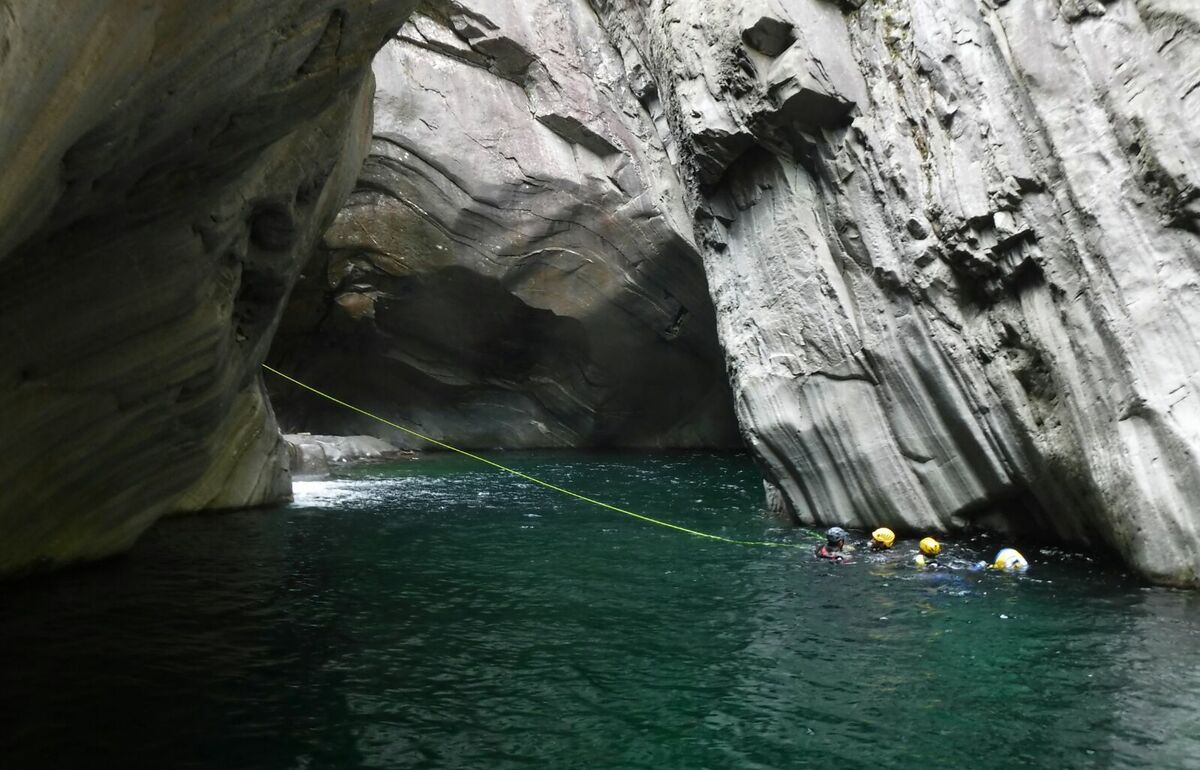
[263,364,806,549]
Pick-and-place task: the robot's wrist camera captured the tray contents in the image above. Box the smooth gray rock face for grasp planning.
[0,1,417,575]
[269,0,740,450]
[592,0,1200,584]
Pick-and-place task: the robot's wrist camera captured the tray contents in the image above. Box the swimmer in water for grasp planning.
[991,547,1029,571]
[815,527,849,562]
[870,527,896,551]
[913,537,942,568]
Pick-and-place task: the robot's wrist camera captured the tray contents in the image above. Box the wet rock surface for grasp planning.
[591,0,1200,584]
[0,1,418,575]
[269,0,740,450]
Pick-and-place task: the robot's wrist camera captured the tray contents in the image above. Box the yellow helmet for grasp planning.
[919,537,941,556]
[992,548,1028,570]
[872,527,896,548]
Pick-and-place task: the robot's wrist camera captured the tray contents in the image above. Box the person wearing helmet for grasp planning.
[870,527,896,551]
[992,547,1028,571]
[815,527,850,562]
[913,536,941,568]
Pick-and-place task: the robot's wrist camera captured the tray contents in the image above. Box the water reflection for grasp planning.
[1,452,1198,769]
[1103,589,1200,765]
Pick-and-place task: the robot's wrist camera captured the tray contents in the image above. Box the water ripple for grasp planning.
[2,452,1199,769]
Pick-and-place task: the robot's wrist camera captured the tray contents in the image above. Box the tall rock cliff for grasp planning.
[0,1,417,574]
[4,0,1199,586]
[591,0,1200,584]
[268,0,739,449]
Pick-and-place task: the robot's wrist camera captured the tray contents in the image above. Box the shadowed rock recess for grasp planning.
[0,1,418,574]
[589,0,1200,585]
[268,0,740,450]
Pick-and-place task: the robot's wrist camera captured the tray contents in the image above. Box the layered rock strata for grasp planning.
[0,1,417,574]
[268,0,739,450]
[592,0,1200,584]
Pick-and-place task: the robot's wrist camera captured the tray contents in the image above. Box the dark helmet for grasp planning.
[826,527,849,546]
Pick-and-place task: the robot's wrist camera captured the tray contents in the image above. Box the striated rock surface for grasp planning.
[592,0,1200,584]
[268,0,739,450]
[0,1,418,574]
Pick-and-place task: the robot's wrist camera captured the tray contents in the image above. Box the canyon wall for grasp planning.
[268,0,739,449]
[4,0,1200,585]
[0,1,417,574]
[591,0,1200,584]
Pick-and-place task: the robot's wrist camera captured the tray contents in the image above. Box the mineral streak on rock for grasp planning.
[0,1,418,575]
[269,0,740,450]
[590,0,1200,585]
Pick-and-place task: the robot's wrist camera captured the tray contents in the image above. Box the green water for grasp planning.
[3,452,1200,769]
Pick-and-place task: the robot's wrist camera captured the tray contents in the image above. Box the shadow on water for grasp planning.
[2,451,1199,769]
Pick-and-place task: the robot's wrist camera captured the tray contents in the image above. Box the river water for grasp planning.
[3,452,1200,769]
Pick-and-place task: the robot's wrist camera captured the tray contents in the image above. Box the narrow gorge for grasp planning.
[3,0,1200,587]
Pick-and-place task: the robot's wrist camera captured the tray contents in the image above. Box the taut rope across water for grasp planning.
[264,364,807,549]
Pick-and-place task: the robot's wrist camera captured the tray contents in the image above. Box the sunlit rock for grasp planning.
[285,434,408,478]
